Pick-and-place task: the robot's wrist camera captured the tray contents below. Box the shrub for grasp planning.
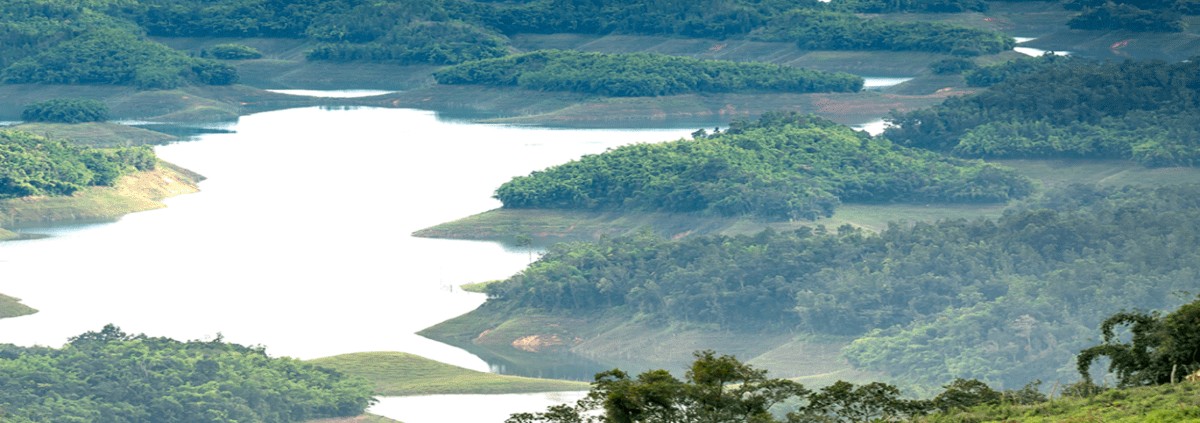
[209,43,263,60]
[21,99,108,123]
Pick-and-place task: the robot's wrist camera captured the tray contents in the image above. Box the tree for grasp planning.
[507,351,809,423]
[1077,297,1200,386]
[791,381,921,423]
[21,99,108,123]
[931,379,1002,411]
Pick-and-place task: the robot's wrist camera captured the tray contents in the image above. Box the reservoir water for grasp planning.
[0,106,694,422]
[1013,37,1070,57]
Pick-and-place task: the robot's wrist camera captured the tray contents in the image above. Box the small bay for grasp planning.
[0,105,694,421]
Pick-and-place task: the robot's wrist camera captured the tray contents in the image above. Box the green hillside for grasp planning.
[494,113,1031,220]
[308,352,588,396]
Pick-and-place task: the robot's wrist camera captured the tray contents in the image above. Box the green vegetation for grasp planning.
[929,57,977,75]
[923,297,1200,422]
[511,302,1200,423]
[509,350,1050,423]
[0,161,202,229]
[1065,0,1198,32]
[833,0,990,13]
[418,160,1200,243]
[1077,297,1200,387]
[435,50,863,97]
[0,293,36,319]
[0,0,124,70]
[2,28,236,88]
[207,43,263,60]
[308,352,588,396]
[307,20,510,65]
[481,0,1012,55]
[495,113,1031,221]
[0,130,156,198]
[305,415,400,423]
[460,280,499,293]
[473,184,1200,389]
[751,9,1014,56]
[887,56,1200,166]
[0,325,374,422]
[10,122,177,147]
[0,0,1018,85]
[21,98,108,123]
[923,382,1200,423]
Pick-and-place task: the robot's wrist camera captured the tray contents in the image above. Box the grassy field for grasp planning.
[0,293,37,320]
[307,352,588,396]
[923,382,1200,423]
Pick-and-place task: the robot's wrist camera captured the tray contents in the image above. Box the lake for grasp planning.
[0,106,695,422]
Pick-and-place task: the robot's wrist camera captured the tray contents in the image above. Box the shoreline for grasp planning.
[0,161,204,232]
[0,161,204,321]
[7,10,1200,397]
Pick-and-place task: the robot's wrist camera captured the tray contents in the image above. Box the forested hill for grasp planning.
[494,113,1032,220]
[0,2,236,88]
[482,184,1200,388]
[5,0,1195,89]
[1063,0,1200,32]
[885,55,1200,166]
[0,325,374,421]
[0,0,1018,88]
[132,0,1015,60]
[433,50,863,97]
[0,129,156,198]
[512,297,1200,423]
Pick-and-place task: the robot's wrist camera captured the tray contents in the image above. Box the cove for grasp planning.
[0,106,695,420]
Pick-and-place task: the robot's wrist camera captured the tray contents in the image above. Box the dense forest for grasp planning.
[434,50,863,97]
[0,1,236,88]
[495,113,1031,220]
[21,98,109,123]
[0,130,156,198]
[750,8,1012,56]
[0,325,374,422]
[1064,0,1200,32]
[5,0,1193,90]
[0,0,1018,86]
[484,184,1200,388]
[886,56,1200,166]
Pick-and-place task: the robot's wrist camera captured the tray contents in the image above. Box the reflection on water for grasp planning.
[852,119,890,136]
[1013,37,1070,57]
[862,77,912,90]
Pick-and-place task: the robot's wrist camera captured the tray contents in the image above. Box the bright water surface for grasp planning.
[1013,37,1071,57]
[267,89,396,98]
[861,77,912,89]
[0,105,694,422]
[0,34,1068,416]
